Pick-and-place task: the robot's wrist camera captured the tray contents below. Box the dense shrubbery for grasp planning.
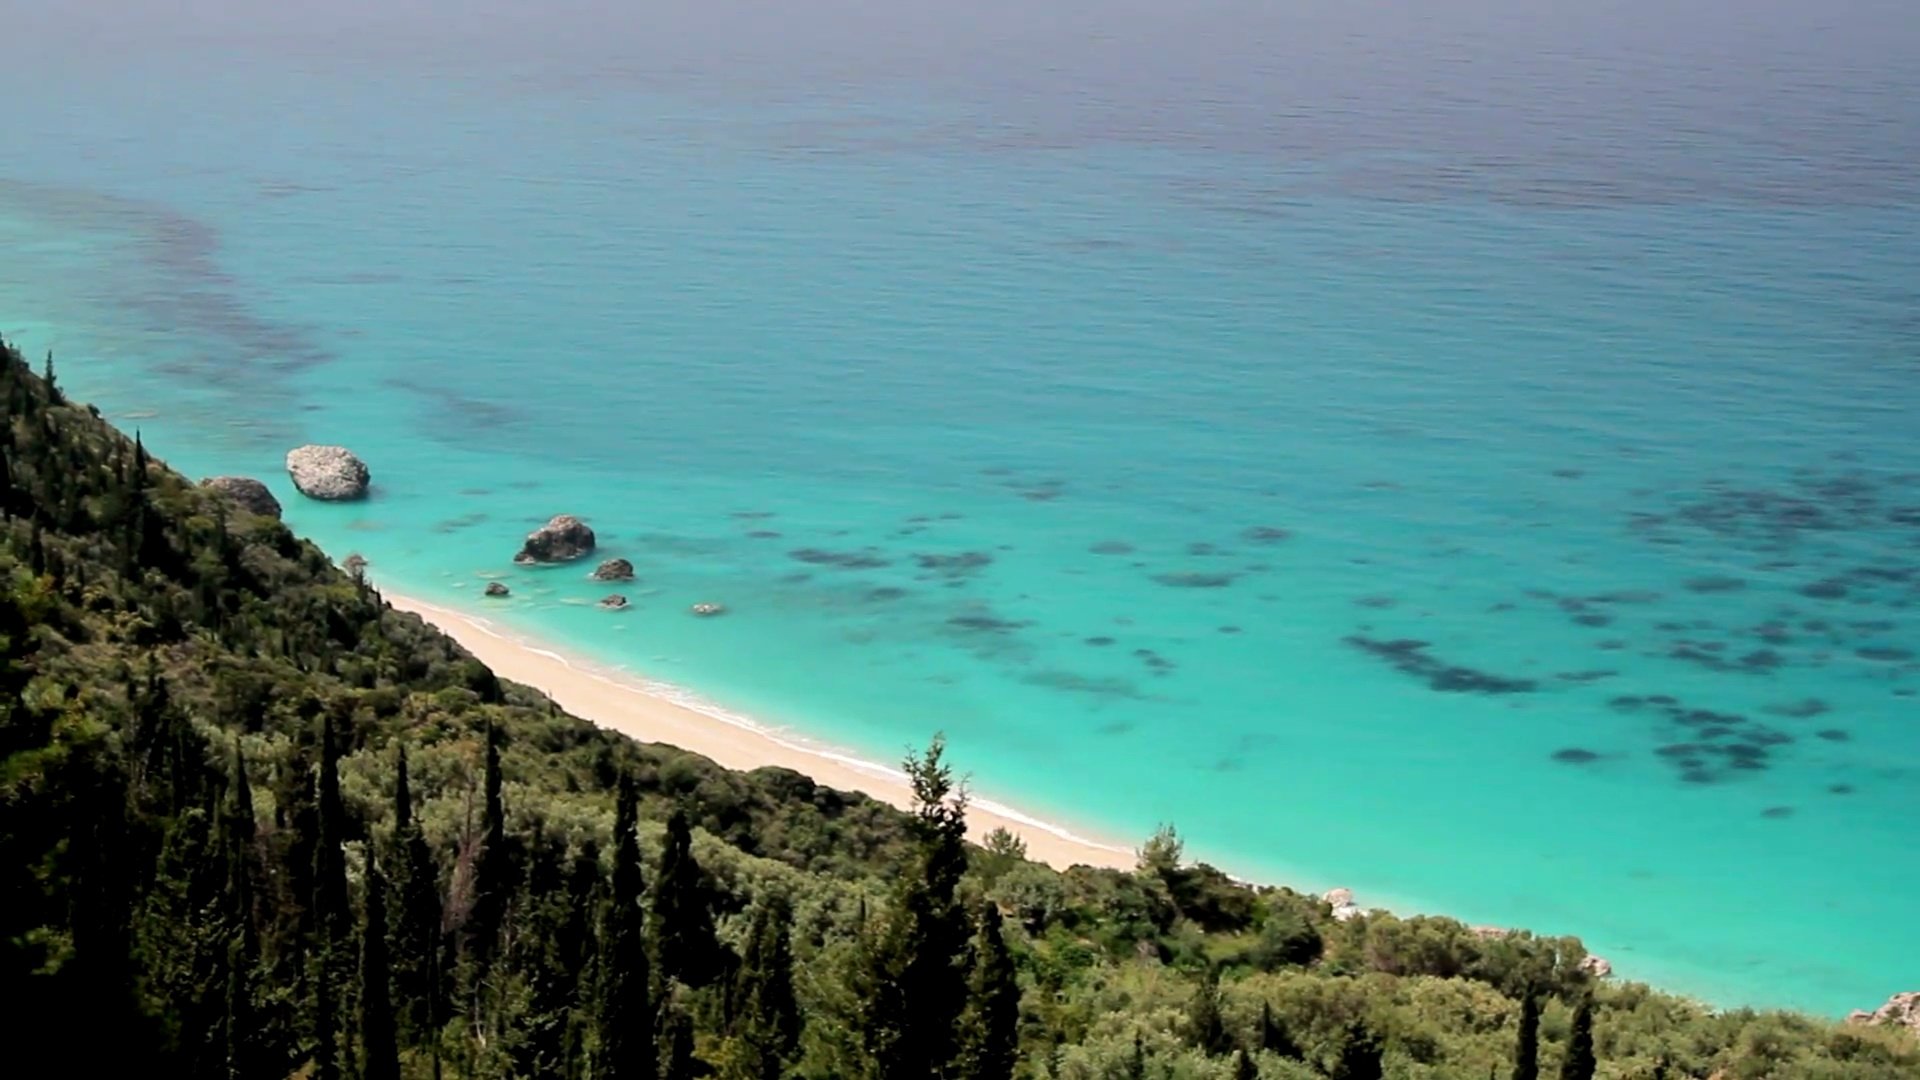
[2,338,1914,1078]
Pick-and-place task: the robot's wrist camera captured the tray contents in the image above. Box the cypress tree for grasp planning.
[389,746,444,1045]
[1233,1047,1259,1080]
[1331,1022,1383,1080]
[1259,1002,1300,1060]
[729,892,801,1078]
[314,946,342,1080]
[361,849,400,1080]
[954,903,1019,1080]
[512,828,575,1079]
[594,776,652,1080]
[1186,970,1229,1056]
[851,736,972,1079]
[314,708,349,944]
[1511,987,1540,1080]
[1559,995,1596,1080]
[658,997,695,1080]
[650,807,720,990]
[466,722,511,973]
[1126,1031,1147,1080]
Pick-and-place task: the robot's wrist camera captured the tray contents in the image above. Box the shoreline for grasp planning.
[382,590,1139,874]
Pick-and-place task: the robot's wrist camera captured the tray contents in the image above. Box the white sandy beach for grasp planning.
[384,593,1137,873]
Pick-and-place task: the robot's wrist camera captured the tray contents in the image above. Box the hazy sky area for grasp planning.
[2,0,1917,205]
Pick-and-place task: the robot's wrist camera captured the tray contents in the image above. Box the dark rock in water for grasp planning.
[1760,805,1795,819]
[517,515,597,564]
[1242,526,1292,544]
[1556,669,1618,683]
[1344,635,1538,694]
[285,444,370,501]
[1573,613,1614,628]
[1218,625,1242,634]
[1152,571,1237,589]
[865,586,908,602]
[1089,540,1135,555]
[1647,694,1679,705]
[1829,783,1855,795]
[484,582,509,597]
[1739,649,1785,670]
[1552,468,1585,479]
[1084,636,1116,647]
[789,547,890,570]
[746,530,782,539]
[1487,602,1517,613]
[1679,768,1716,785]
[915,551,994,575]
[1596,639,1628,650]
[1608,695,1646,710]
[598,594,629,610]
[591,558,635,582]
[1816,728,1851,742]
[947,611,1031,634]
[1857,646,1915,662]
[201,475,282,517]
[1551,748,1601,763]
[1186,541,1223,556]
[1355,596,1398,609]
[1588,590,1663,604]
[1656,743,1701,758]
[1764,698,1830,718]
[1798,579,1849,600]
[1684,575,1747,594]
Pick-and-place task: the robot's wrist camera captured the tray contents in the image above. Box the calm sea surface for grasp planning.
[3,0,1918,1013]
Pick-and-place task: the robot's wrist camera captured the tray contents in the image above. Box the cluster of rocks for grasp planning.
[1849,991,1920,1035]
[1323,888,1364,922]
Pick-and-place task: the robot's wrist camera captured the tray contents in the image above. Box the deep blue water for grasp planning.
[3,0,1918,1014]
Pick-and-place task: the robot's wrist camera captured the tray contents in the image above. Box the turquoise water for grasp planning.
[4,0,1919,1014]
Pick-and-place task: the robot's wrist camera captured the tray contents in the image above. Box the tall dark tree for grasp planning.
[594,777,652,1080]
[1511,987,1540,1080]
[313,708,350,944]
[650,807,721,991]
[466,722,512,974]
[1560,995,1596,1080]
[1186,970,1229,1056]
[1233,1047,1259,1080]
[728,892,801,1078]
[851,736,972,1079]
[1259,1002,1300,1060]
[389,746,444,1045]
[1331,1022,1384,1080]
[658,997,696,1080]
[1126,1031,1147,1080]
[314,946,342,1080]
[511,828,577,1080]
[361,849,400,1080]
[954,903,1019,1080]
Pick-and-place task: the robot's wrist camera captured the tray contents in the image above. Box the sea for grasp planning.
[2,0,1916,1015]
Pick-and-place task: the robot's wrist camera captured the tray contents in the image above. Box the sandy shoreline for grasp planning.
[383,592,1137,873]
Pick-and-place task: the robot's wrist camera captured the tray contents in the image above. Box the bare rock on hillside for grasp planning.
[201,475,282,518]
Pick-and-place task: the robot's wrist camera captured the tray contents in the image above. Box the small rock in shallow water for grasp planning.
[518,515,597,564]
[598,595,629,610]
[484,582,509,597]
[591,558,635,582]
[689,602,725,617]
[1761,805,1795,819]
[1551,748,1602,763]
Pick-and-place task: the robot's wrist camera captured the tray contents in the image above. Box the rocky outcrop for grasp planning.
[1850,991,1920,1034]
[591,557,634,582]
[690,602,726,617]
[598,594,629,610]
[1578,954,1613,979]
[285,445,370,501]
[484,582,510,597]
[200,475,282,518]
[1323,888,1363,921]
[516,515,596,564]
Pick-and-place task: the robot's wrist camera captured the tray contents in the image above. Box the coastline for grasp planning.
[381,590,1138,874]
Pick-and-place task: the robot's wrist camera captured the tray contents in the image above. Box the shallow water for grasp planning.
[3,0,1919,1014]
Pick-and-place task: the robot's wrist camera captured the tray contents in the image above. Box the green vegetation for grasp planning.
[1,335,1914,1078]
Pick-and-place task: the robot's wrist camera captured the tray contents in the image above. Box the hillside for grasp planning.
[1,335,1913,1079]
